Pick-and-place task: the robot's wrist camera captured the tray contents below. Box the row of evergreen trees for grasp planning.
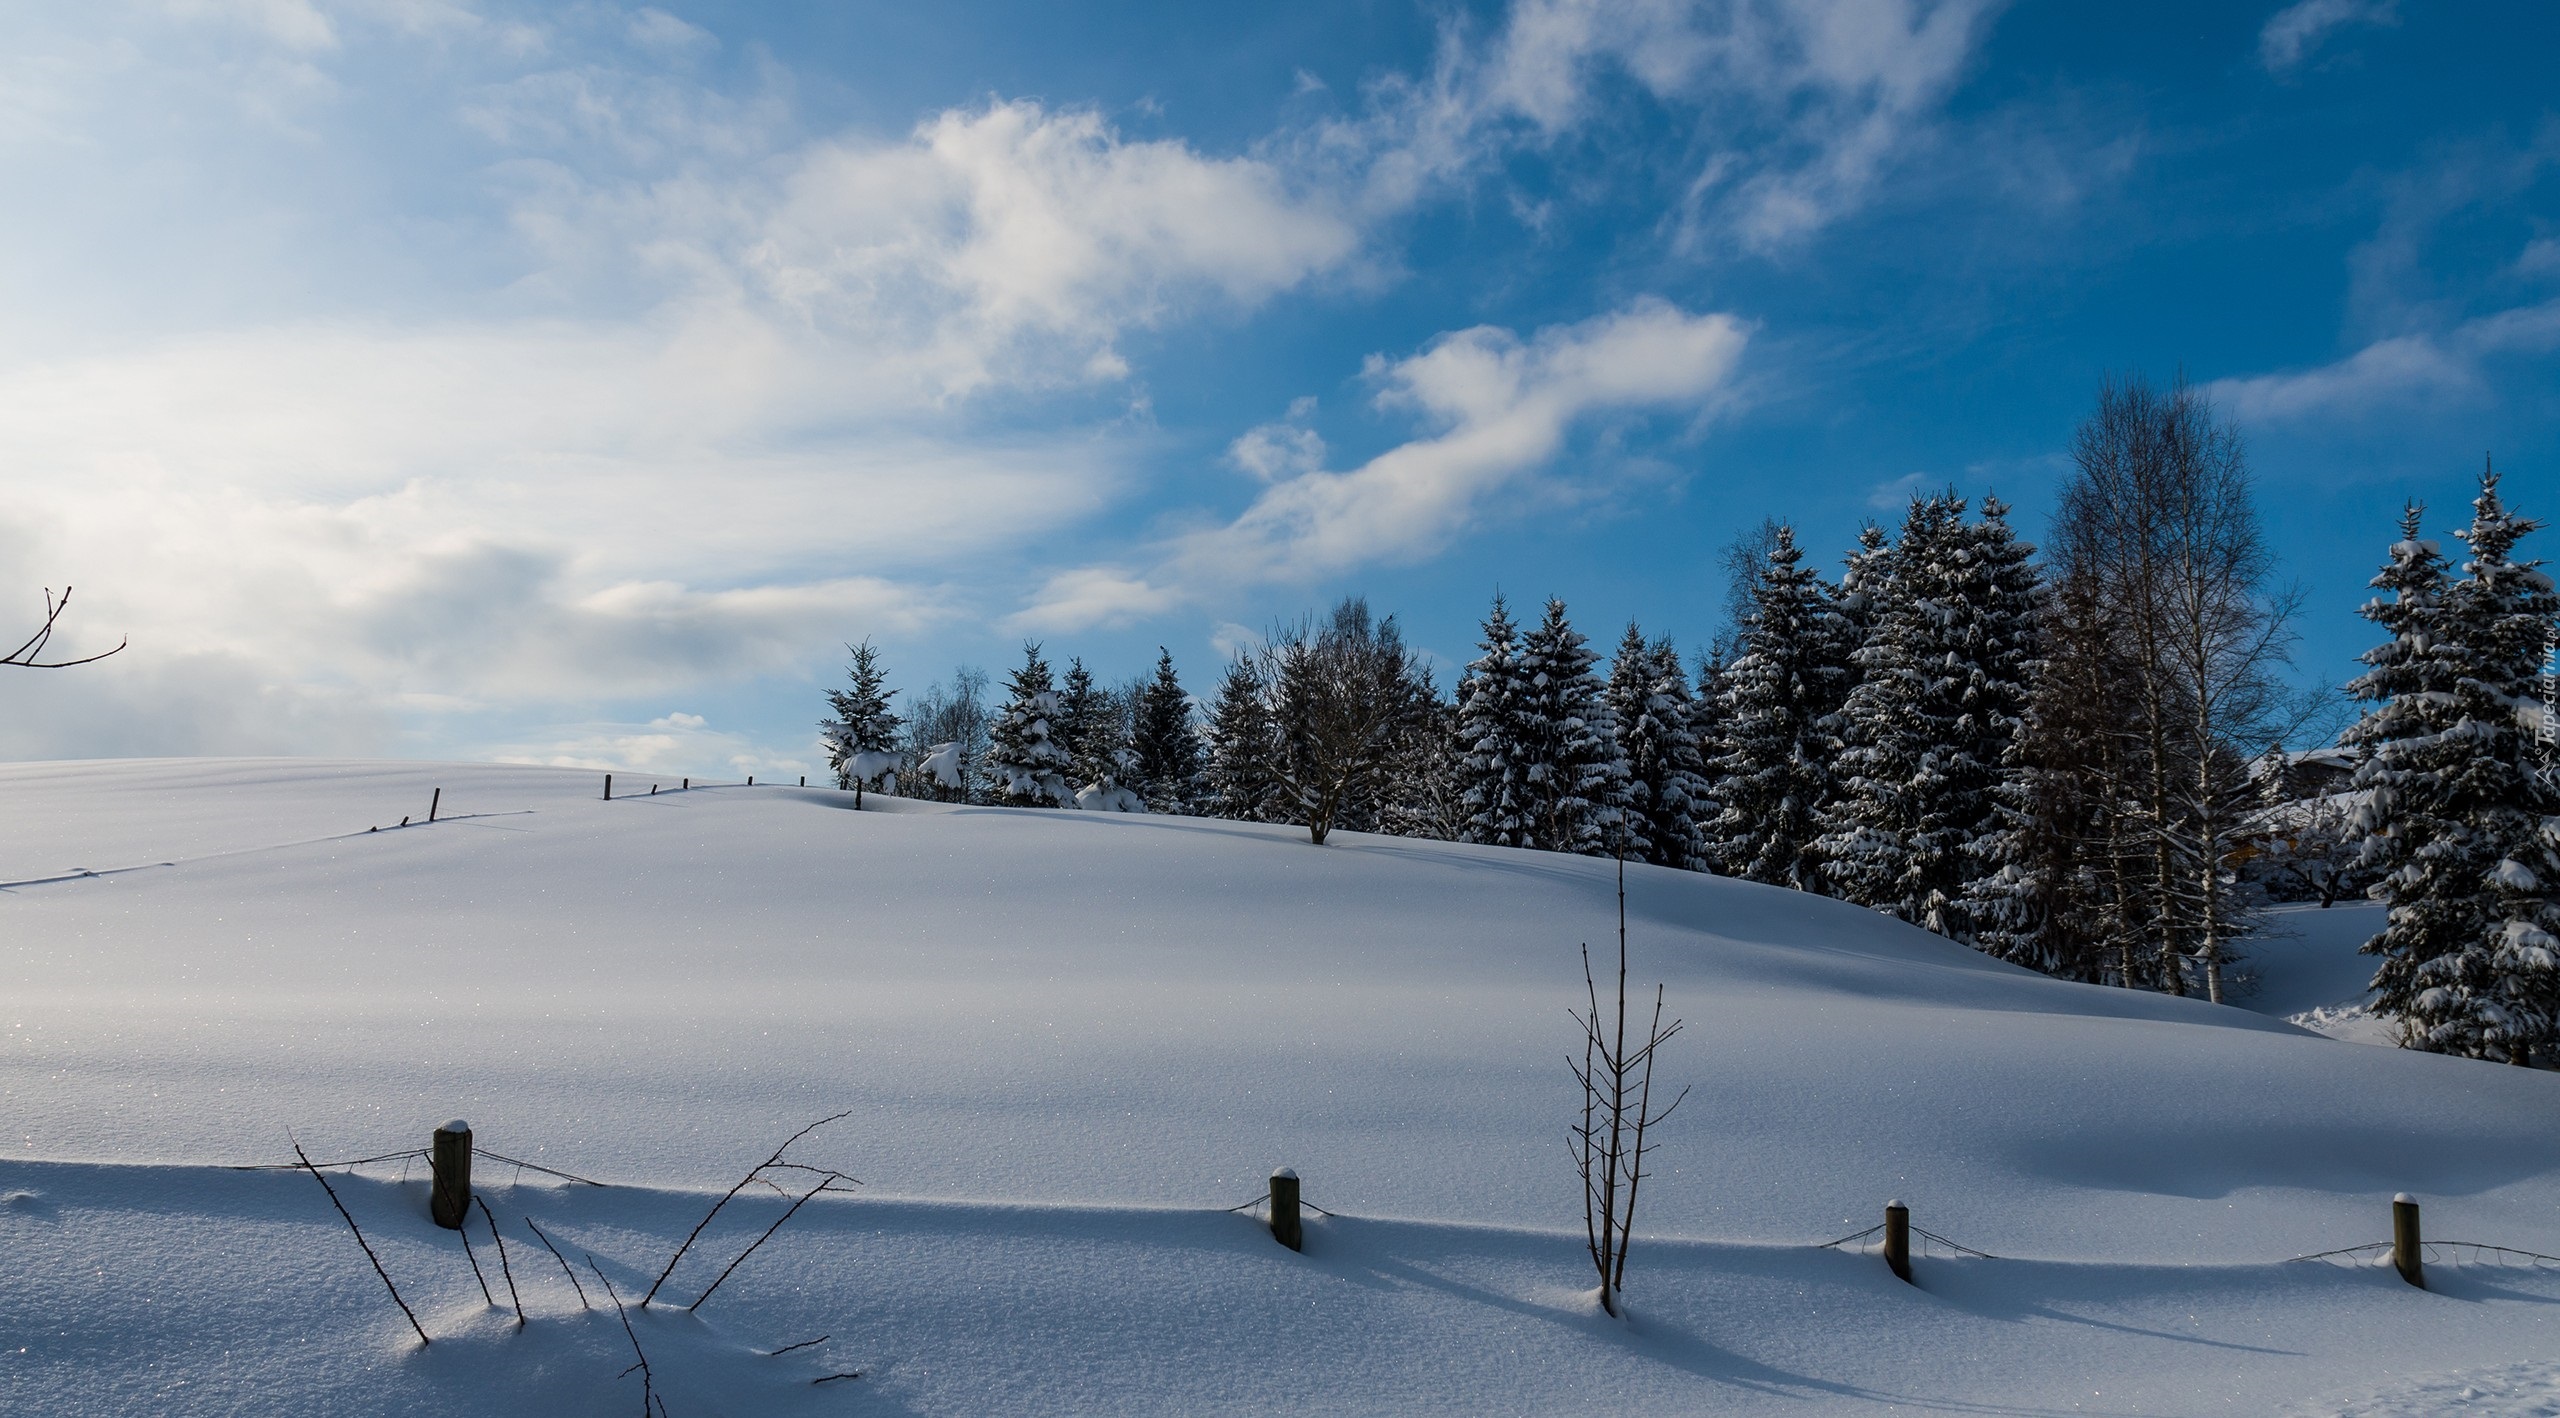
[815,390,2558,1064]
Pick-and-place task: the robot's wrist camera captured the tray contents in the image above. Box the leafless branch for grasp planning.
[477,1197,525,1325]
[291,1138,429,1346]
[643,1112,852,1307]
[523,1216,591,1310]
[2,587,124,669]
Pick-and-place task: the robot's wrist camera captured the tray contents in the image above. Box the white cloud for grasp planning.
[1330,0,2003,249]
[1864,471,1930,509]
[1004,568,1182,634]
[490,710,817,778]
[1228,420,1328,482]
[1015,300,1748,629]
[2207,297,2560,421]
[2258,0,2396,74]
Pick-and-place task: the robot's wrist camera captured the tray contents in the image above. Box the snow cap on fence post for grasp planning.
[1270,1168,1302,1252]
[2393,1193,2423,1289]
[431,1120,473,1230]
[1883,1200,1912,1284]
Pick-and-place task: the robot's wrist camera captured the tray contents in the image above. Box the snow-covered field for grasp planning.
[4,758,2556,1415]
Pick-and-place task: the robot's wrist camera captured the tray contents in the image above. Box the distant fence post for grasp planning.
[1884,1200,1911,1284]
[2393,1194,2424,1289]
[429,788,440,823]
[799,776,806,787]
[746,776,753,786]
[431,1120,473,1230]
[603,774,612,801]
[682,777,689,791]
[1270,1168,1303,1252]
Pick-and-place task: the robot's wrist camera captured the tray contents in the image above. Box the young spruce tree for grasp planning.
[1705,526,1855,891]
[1516,597,1628,856]
[1203,656,1281,822]
[984,643,1076,808]
[1131,648,1202,814]
[1456,594,1535,847]
[818,640,903,805]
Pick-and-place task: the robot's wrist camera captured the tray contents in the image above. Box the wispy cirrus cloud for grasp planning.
[2257,0,2397,75]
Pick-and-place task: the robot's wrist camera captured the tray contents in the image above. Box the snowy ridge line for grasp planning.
[0,808,537,891]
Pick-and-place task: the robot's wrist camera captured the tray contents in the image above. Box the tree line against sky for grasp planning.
[820,377,2560,1066]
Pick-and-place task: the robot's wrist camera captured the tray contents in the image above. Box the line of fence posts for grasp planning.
[404,1115,2457,1300]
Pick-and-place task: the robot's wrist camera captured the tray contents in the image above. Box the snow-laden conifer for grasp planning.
[1516,597,1627,856]
[984,643,1076,808]
[1057,658,1142,811]
[2355,474,2560,1062]
[1456,594,1533,847]
[1131,649,1202,814]
[818,639,903,805]
[1705,526,1854,890]
[1203,656,1281,822]
[1606,626,1712,871]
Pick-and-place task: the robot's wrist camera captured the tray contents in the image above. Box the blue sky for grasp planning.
[2,0,2554,775]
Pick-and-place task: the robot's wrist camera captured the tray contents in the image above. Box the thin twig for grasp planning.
[291,1139,429,1346]
[524,1216,591,1310]
[478,1197,525,1325]
[460,1217,497,1306]
[690,1176,841,1309]
[813,1372,863,1385]
[589,1257,656,1417]
[643,1111,852,1307]
[764,1335,829,1358]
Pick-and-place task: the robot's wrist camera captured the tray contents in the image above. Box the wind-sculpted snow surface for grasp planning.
[2,758,2556,1414]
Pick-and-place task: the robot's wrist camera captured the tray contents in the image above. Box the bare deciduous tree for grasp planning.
[1569,853,1687,1319]
[1261,597,1428,845]
[2039,376,2304,1000]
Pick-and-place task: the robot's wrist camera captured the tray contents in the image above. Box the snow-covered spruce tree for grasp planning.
[1131,648,1202,814]
[1057,657,1142,811]
[1456,594,1535,848]
[1705,526,1856,891]
[1203,655,1282,822]
[1824,494,2041,936]
[1606,626,1712,871]
[818,639,903,806]
[984,643,1076,808]
[2355,473,2560,1062]
[1515,597,1628,857]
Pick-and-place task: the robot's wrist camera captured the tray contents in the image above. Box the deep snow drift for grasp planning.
[3,758,2555,1415]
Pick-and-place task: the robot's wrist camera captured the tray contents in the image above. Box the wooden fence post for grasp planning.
[799,776,806,787]
[1884,1200,1912,1283]
[2393,1193,2424,1289]
[1269,1168,1303,1252]
[682,777,689,791]
[603,774,612,801]
[431,1120,473,1230]
[746,776,753,786]
[429,788,440,823]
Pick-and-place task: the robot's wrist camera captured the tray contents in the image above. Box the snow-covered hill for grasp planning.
[3,758,2554,1415]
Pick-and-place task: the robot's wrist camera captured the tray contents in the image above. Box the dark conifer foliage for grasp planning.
[1705,526,1856,891]
[1131,648,1203,814]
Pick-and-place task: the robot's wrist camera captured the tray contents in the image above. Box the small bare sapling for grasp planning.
[1568,853,1689,1318]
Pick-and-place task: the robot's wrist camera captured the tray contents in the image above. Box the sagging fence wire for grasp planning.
[1221,1188,1337,1218]
[2289,1239,2560,1271]
[1815,1222,1997,1261]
